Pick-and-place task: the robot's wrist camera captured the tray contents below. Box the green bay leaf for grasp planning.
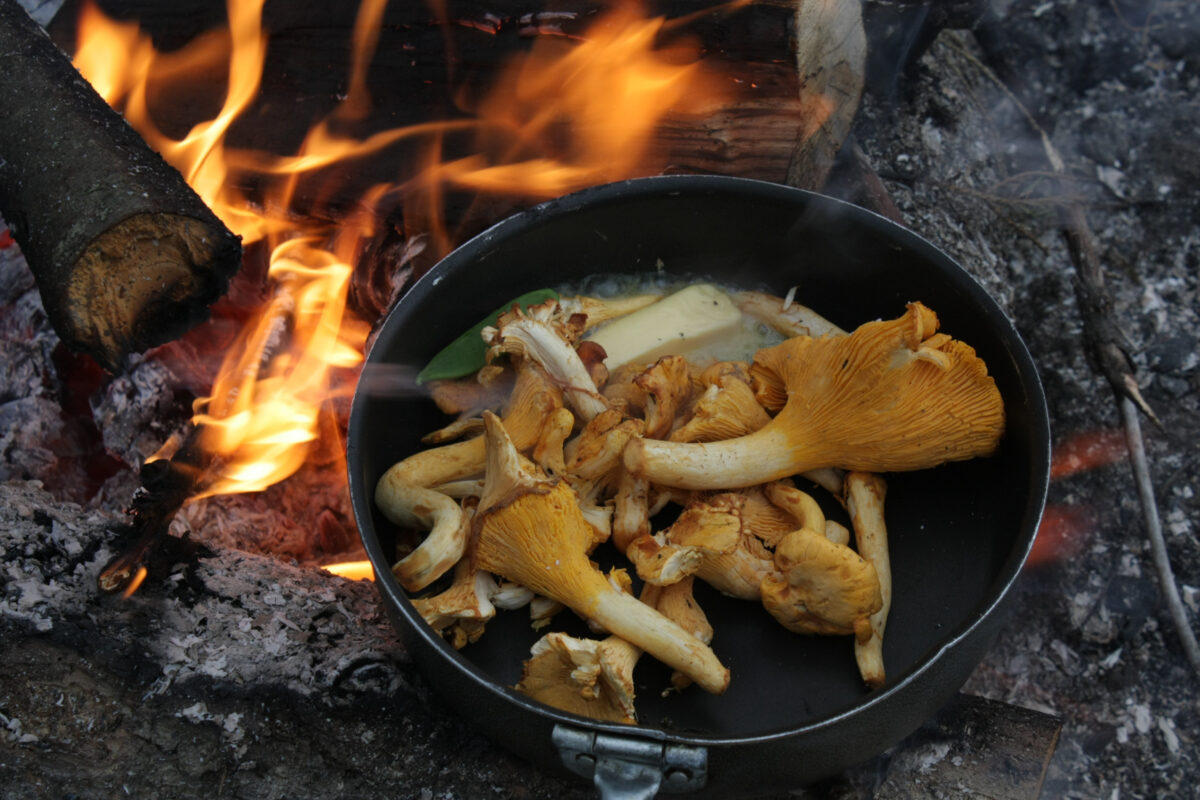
[416,288,559,384]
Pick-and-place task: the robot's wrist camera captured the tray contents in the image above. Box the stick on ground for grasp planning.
[948,31,1200,677]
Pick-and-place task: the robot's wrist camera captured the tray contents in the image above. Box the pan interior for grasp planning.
[350,178,1044,739]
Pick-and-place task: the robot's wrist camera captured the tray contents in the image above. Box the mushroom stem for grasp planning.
[376,481,469,592]
[586,583,729,694]
[765,482,827,532]
[625,425,799,490]
[475,412,730,694]
[379,436,485,490]
[846,472,891,688]
[611,470,650,554]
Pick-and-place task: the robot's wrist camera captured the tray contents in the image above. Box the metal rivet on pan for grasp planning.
[664,768,691,786]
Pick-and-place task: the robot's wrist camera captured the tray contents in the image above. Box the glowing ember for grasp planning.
[1028,504,1096,568]
[121,565,149,598]
[1050,428,1127,480]
[1028,429,1128,569]
[71,0,731,572]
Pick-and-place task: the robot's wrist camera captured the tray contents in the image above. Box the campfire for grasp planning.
[3,0,1197,797]
[13,0,860,589]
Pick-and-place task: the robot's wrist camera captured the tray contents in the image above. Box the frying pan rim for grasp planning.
[347,173,1051,747]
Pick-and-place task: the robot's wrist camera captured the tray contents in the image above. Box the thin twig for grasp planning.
[936,182,1053,254]
[980,199,1052,256]
[951,31,1198,676]
[1059,199,1160,423]
[1121,396,1200,674]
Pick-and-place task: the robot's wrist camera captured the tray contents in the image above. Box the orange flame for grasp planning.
[438,5,723,197]
[323,560,376,581]
[190,234,370,499]
[72,0,730,567]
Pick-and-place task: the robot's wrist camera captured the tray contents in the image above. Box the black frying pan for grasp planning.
[347,175,1050,797]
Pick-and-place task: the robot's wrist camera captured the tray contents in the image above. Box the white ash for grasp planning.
[0,396,67,486]
[863,5,1200,797]
[890,740,953,775]
[90,354,190,468]
[0,482,120,632]
[0,248,69,490]
[0,480,398,696]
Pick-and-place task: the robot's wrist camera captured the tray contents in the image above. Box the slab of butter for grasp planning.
[584,283,744,370]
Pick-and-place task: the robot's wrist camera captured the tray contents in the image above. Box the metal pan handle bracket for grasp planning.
[552,725,707,799]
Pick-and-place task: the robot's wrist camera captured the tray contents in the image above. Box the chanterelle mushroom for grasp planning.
[379,482,470,592]
[846,471,891,688]
[558,293,661,328]
[473,411,730,694]
[625,532,706,587]
[412,552,497,649]
[624,302,1005,490]
[391,364,564,489]
[634,355,696,440]
[760,527,883,640]
[516,631,641,724]
[374,363,566,591]
[740,481,807,549]
[652,576,714,692]
[668,375,770,444]
[484,302,608,421]
[683,493,776,601]
[565,409,640,480]
[634,491,777,601]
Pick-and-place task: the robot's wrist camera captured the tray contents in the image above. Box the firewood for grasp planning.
[0,0,241,373]
[49,1,821,223]
[787,0,867,191]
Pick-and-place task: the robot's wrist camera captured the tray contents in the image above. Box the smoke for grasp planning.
[353,361,425,399]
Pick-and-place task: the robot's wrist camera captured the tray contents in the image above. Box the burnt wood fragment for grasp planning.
[97,428,205,594]
[0,0,241,373]
[873,694,1061,800]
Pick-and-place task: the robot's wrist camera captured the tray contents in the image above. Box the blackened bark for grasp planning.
[0,0,241,372]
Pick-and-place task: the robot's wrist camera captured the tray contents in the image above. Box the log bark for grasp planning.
[0,0,241,373]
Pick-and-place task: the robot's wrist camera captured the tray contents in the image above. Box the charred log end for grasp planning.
[62,212,242,373]
[0,0,244,374]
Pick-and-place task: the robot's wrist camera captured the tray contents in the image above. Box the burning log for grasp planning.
[0,0,241,373]
[48,0,849,231]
